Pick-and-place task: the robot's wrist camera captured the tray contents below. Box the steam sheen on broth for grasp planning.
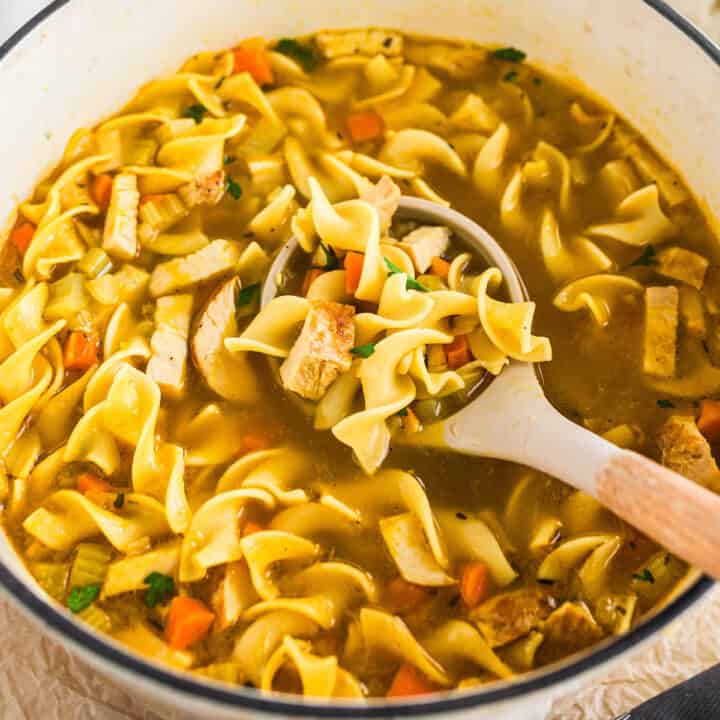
[1,29,718,697]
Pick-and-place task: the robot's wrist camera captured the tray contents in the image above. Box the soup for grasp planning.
[1,29,717,697]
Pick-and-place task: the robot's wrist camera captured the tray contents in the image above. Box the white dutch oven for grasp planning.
[0,1,718,718]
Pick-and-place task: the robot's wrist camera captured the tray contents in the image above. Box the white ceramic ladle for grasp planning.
[263,196,720,579]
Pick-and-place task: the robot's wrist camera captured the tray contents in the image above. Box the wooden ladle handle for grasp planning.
[597,450,720,580]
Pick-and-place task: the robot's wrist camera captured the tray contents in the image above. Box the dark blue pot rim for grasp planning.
[0,1,717,716]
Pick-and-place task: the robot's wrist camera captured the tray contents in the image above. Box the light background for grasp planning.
[0,2,719,719]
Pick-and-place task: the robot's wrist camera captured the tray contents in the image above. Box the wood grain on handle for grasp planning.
[597,450,720,580]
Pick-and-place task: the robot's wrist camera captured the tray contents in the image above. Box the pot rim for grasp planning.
[0,0,718,715]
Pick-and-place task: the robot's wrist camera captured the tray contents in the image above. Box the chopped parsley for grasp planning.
[503,70,519,83]
[456,512,468,520]
[657,399,675,409]
[67,584,101,613]
[492,47,526,63]
[632,568,655,584]
[533,77,543,86]
[223,155,237,166]
[397,407,409,417]
[350,343,376,359]
[275,38,318,72]
[384,257,429,292]
[214,75,226,90]
[628,245,656,268]
[113,492,125,509]
[315,242,339,271]
[236,282,260,308]
[143,572,175,608]
[226,176,243,200]
[183,103,207,125]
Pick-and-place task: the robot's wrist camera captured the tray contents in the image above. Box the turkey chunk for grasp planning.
[643,285,678,378]
[360,176,401,234]
[103,173,139,260]
[471,589,555,648]
[656,246,708,290]
[280,300,355,401]
[178,170,226,207]
[399,225,451,274]
[658,415,720,490]
[146,294,193,398]
[149,239,240,296]
[211,562,258,632]
[542,601,603,655]
[315,29,403,59]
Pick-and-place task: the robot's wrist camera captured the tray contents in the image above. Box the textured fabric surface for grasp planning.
[0,2,719,719]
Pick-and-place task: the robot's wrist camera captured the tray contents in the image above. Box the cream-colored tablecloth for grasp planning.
[0,2,719,719]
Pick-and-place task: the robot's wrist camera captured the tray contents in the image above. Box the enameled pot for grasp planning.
[0,1,718,718]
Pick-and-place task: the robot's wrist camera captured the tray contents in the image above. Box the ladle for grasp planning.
[263,196,720,579]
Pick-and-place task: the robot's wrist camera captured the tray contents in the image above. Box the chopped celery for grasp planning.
[45,273,91,321]
[78,248,113,278]
[30,561,69,601]
[139,193,188,232]
[70,543,113,587]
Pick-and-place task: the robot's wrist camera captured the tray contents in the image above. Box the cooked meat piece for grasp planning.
[542,601,603,655]
[449,93,499,132]
[360,176,401,234]
[178,170,226,207]
[658,415,720,490]
[103,172,139,260]
[146,294,193,398]
[191,276,260,404]
[280,300,355,401]
[678,286,707,339]
[399,225,451,274]
[404,43,488,78]
[471,589,555,648]
[656,246,708,290]
[643,285,679,378]
[149,239,240,297]
[315,30,403,59]
[211,562,258,632]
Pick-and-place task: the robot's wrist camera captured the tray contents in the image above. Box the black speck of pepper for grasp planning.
[537,578,555,586]
[244,231,255,238]
[664,554,671,565]
[448,594,461,607]
[629,540,637,549]
[703,340,710,353]
[383,37,393,48]
[616,606,627,615]
[13,269,24,284]
[455,512,467,520]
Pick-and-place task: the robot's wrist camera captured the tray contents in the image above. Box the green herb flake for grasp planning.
[214,75,226,90]
[657,399,675,409]
[628,245,656,268]
[632,568,655,584]
[226,176,243,200]
[223,155,237,166]
[350,343,376,359]
[315,242,339,271]
[236,283,260,308]
[67,583,101,613]
[143,572,175,608]
[275,38,318,72]
[113,492,125,509]
[183,103,207,125]
[533,77,543,86]
[503,70,519,83]
[492,47,527,63]
[397,407,409,417]
[384,257,429,292]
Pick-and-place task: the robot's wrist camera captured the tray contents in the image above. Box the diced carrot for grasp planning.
[240,37,266,52]
[233,46,274,85]
[301,268,324,296]
[386,577,428,613]
[241,433,271,453]
[77,472,112,495]
[445,334,471,370]
[63,330,100,371]
[347,110,385,143]
[164,596,215,650]
[344,252,365,294]
[460,560,491,608]
[92,173,114,210]
[386,663,438,698]
[401,407,422,434]
[242,521,266,537]
[139,193,167,206]
[430,256,451,280]
[697,399,720,443]
[9,223,36,254]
